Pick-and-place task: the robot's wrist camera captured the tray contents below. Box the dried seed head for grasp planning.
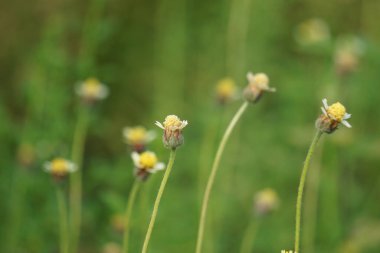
[316,98,351,133]
[243,72,276,103]
[155,115,188,149]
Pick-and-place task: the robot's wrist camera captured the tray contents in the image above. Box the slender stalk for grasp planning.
[69,107,89,253]
[294,131,323,253]
[57,186,69,253]
[239,218,260,253]
[141,149,177,253]
[195,101,249,253]
[122,180,141,253]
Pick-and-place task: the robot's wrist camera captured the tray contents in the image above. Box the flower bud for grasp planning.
[155,115,188,149]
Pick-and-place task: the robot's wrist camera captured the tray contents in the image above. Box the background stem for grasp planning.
[57,186,69,253]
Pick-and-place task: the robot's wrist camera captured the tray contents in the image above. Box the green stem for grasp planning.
[141,149,177,253]
[295,131,323,253]
[122,180,141,253]
[57,186,69,253]
[239,218,260,253]
[195,101,249,253]
[69,107,89,253]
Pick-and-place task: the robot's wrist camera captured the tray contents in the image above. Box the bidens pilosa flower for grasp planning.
[155,115,188,149]
[281,250,296,253]
[44,158,77,180]
[131,151,165,181]
[243,72,276,103]
[254,188,279,216]
[294,18,330,46]
[123,126,156,153]
[76,77,109,104]
[316,98,351,133]
[215,78,238,105]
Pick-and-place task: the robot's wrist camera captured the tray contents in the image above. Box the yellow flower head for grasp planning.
[281,250,296,253]
[243,72,276,103]
[215,78,238,104]
[131,151,165,172]
[316,98,351,133]
[44,158,77,177]
[294,18,330,46]
[76,77,109,102]
[123,126,156,146]
[254,188,279,215]
[155,115,188,149]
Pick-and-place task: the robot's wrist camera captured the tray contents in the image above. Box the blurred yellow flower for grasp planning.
[76,77,109,103]
[131,151,165,180]
[123,126,156,152]
[254,188,279,216]
[44,158,77,177]
[215,78,238,104]
[281,250,296,253]
[243,72,276,103]
[294,18,330,46]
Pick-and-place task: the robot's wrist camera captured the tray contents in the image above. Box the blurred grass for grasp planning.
[1,0,380,252]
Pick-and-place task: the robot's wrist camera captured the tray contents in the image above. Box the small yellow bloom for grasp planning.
[243,72,276,103]
[281,250,296,253]
[76,77,109,103]
[44,158,77,177]
[254,188,279,215]
[110,214,125,233]
[215,78,238,104]
[316,98,351,133]
[155,115,188,149]
[131,151,165,180]
[123,126,156,152]
[294,18,330,46]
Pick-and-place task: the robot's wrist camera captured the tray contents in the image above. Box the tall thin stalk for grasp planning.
[69,107,89,253]
[122,180,141,253]
[141,149,177,253]
[57,186,69,253]
[294,131,323,253]
[195,101,249,253]
[239,218,260,253]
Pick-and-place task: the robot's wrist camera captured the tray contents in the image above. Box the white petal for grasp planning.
[146,131,156,142]
[131,152,140,167]
[246,72,254,82]
[43,162,52,172]
[322,98,329,109]
[343,113,351,120]
[180,120,188,129]
[321,107,327,116]
[155,121,165,129]
[149,162,166,173]
[342,120,352,128]
[67,162,78,173]
[97,85,109,99]
[267,87,276,92]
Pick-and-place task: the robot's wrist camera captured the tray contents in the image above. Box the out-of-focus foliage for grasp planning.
[1,0,380,252]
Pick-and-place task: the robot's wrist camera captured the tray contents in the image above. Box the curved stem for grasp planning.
[141,149,177,253]
[122,180,141,253]
[195,101,249,253]
[239,218,260,253]
[69,107,89,253]
[294,131,323,253]
[57,187,69,253]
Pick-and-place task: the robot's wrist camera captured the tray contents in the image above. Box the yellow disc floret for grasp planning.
[127,127,147,143]
[139,152,158,169]
[253,73,269,89]
[50,158,70,174]
[163,115,182,128]
[327,102,346,122]
[83,78,102,97]
[216,78,236,97]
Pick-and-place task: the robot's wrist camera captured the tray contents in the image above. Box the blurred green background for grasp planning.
[1,0,380,252]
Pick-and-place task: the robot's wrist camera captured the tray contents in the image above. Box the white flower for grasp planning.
[44,158,77,176]
[75,78,109,102]
[321,98,351,128]
[131,151,165,174]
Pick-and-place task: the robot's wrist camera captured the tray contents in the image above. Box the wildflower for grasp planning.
[44,158,77,180]
[123,126,156,153]
[243,72,276,103]
[155,115,188,149]
[75,77,109,104]
[111,214,125,233]
[281,250,296,253]
[102,242,121,253]
[131,151,165,181]
[215,78,238,105]
[254,188,279,216]
[294,18,330,46]
[316,98,351,133]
